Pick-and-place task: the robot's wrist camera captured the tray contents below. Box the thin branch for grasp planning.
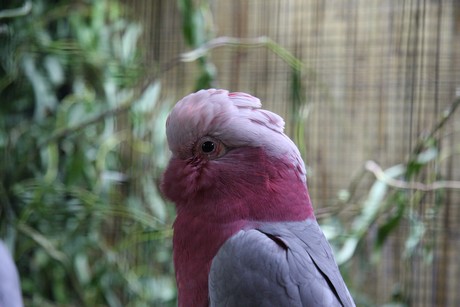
[143,35,305,94]
[39,99,134,147]
[17,223,69,264]
[0,1,32,19]
[154,36,303,83]
[365,160,460,191]
[17,223,87,305]
[180,36,303,70]
[411,97,460,155]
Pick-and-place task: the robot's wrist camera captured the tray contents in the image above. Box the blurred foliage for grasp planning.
[0,0,175,306]
[320,98,460,306]
[177,0,216,90]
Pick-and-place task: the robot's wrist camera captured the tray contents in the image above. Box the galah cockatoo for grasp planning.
[0,241,23,307]
[162,89,355,306]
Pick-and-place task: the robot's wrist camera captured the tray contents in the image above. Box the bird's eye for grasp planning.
[194,136,225,160]
[201,141,215,153]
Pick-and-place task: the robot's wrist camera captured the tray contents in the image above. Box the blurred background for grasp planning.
[1,0,460,306]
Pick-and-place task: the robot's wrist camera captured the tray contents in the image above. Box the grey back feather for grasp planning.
[0,241,23,307]
[209,219,355,307]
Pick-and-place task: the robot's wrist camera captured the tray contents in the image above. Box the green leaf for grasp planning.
[44,55,64,86]
[43,142,59,183]
[336,237,360,265]
[416,146,438,164]
[355,164,405,229]
[374,195,406,252]
[75,253,91,285]
[120,23,142,63]
[22,54,58,120]
[337,163,406,264]
[404,218,425,258]
[133,82,161,113]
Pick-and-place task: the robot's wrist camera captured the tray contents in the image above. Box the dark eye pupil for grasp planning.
[201,141,215,153]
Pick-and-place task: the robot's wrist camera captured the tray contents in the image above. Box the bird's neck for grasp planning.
[173,215,247,307]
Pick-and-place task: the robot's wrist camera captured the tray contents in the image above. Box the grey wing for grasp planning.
[259,219,355,307]
[209,224,350,307]
[0,241,24,307]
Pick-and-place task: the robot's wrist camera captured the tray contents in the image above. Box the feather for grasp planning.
[209,220,355,307]
[0,241,23,307]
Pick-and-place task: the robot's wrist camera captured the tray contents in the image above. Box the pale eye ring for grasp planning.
[201,141,215,153]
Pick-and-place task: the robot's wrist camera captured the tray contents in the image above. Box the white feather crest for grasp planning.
[166,89,306,180]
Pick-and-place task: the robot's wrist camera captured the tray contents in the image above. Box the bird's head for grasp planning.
[162,89,313,222]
